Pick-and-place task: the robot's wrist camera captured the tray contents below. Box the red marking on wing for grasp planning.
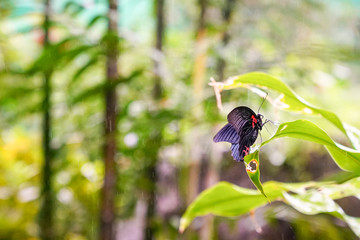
[243,146,250,156]
[251,115,257,128]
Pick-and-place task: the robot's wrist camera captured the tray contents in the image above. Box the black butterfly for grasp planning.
[213,106,265,162]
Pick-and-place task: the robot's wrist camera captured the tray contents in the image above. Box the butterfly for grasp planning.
[213,106,265,162]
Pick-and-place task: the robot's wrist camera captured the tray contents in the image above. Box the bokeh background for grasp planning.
[1,0,360,239]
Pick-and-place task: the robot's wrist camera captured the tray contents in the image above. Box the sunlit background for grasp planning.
[1,0,360,239]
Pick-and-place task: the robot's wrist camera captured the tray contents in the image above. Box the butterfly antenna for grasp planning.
[257,91,268,113]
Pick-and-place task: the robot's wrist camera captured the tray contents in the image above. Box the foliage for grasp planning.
[180,178,360,236]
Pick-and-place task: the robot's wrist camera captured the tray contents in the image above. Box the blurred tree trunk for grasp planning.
[189,1,222,239]
[198,3,236,238]
[145,0,165,239]
[152,0,164,99]
[186,0,212,238]
[39,0,54,239]
[188,0,207,206]
[196,4,236,238]
[217,0,235,80]
[192,0,207,104]
[99,0,119,239]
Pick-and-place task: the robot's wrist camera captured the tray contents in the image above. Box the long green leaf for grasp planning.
[179,181,284,233]
[283,190,360,237]
[262,120,360,174]
[180,178,360,236]
[69,55,99,88]
[69,69,143,105]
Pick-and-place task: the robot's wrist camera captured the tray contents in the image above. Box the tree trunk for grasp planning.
[39,0,54,239]
[145,1,165,239]
[188,0,207,206]
[152,0,164,99]
[99,0,119,239]
[192,0,207,104]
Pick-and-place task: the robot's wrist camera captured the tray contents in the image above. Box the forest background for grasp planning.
[1,0,360,239]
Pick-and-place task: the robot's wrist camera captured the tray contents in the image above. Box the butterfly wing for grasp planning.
[230,143,242,161]
[227,106,256,132]
[213,123,239,143]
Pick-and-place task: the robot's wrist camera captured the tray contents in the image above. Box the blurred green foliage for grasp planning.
[1,0,360,239]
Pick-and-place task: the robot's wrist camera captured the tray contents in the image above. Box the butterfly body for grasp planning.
[213,106,264,162]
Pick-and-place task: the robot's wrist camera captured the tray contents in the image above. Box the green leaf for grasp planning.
[262,120,360,174]
[62,2,85,16]
[244,150,267,199]
[179,181,291,233]
[283,190,360,237]
[63,45,97,63]
[68,55,99,88]
[344,123,360,150]
[180,178,360,236]
[179,181,283,233]
[69,69,143,105]
[87,15,107,29]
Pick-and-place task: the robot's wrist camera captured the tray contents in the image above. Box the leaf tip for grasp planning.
[179,218,188,234]
[259,188,269,201]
